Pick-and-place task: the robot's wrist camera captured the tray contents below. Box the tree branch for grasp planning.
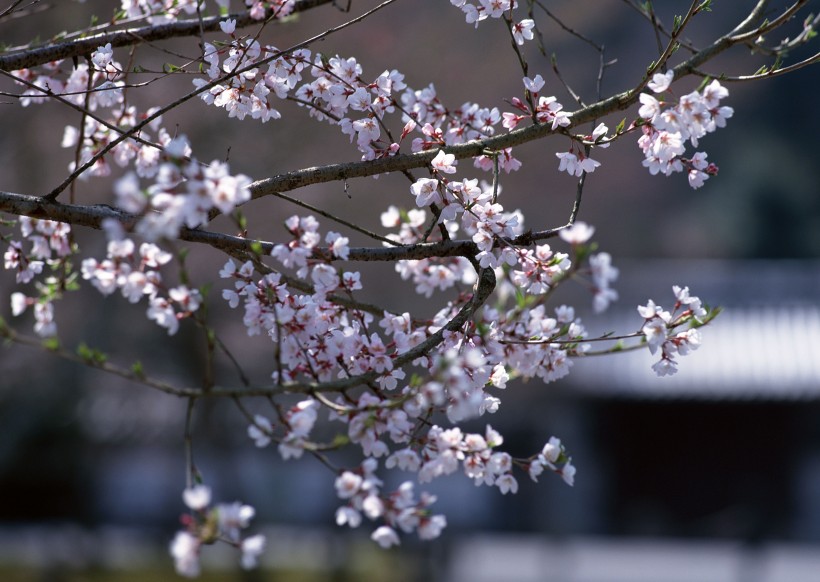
[0,0,335,71]
[0,190,570,262]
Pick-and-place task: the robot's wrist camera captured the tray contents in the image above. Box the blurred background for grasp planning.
[1,0,820,580]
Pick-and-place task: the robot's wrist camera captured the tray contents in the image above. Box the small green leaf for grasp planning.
[331,433,351,447]
[77,342,108,365]
[236,211,248,232]
[199,284,212,301]
[131,360,145,379]
[42,337,60,351]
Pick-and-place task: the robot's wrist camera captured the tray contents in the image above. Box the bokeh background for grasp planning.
[1,1,820,580]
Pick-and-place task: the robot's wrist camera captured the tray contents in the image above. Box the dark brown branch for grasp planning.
[0,1,814,255]
[251,1,818,197]
[0,190,569,262]
[0,0,335,71]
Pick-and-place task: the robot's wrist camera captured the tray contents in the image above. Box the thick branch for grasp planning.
[0,0,334,71]
[251,1,817,196]
[0,190,569,261]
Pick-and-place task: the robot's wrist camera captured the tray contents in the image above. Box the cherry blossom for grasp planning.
[648,70,674,93]
[3,0,803,575]
[556,151,601,177]
[170,531,200,578]
[512,19,536,45]
[523,73,545,94]
[637,79,733,188]
[169,483,264,577]
[183,485,212,511]
[638,287,706,375]
[559,221,596,245]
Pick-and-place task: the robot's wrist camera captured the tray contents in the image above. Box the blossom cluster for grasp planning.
[329,426,574,547]
[12,43,185,183]
[13,43,152,179]
[450,0,535,47]
[247,398,320,459]
[81,234,201,335]
[206,206,617,550]
[170,484,265,577]
[120,0,206,24]
[638,71,733,188]
[382,205,476,297]
[208,203,636,543]
[4,217,73,337]
[334,458,447,548]
[119,0,294,24]
[113,135,252,241]
[244,390,574,548]
[639,285,707,376]
[13,46,122,113]
[192,31,522,167]
[189,14,620,186]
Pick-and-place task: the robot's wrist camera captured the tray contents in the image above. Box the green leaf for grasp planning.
[42,337,60,351]
[331,433,351,447]
[77,342,108,365]
[236,211,248,232]
[131,360,145,379]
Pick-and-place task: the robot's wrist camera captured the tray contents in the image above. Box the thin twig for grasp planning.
[184,397,197,488]
[693,50,820,82]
